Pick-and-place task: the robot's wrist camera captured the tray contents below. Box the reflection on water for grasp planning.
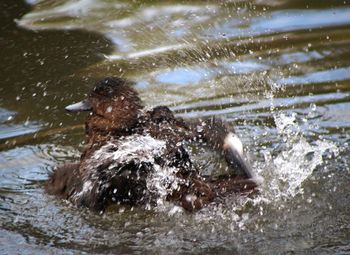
[156,67,212,86]
[207,7,350,38]
[0,108,42,140]
[279,66,350,85]
[1,0,350,254]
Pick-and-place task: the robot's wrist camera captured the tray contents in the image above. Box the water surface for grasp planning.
[1,0,350,254]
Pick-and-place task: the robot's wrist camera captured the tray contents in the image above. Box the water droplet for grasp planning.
[310,103,317,111]
[106,106,113,113]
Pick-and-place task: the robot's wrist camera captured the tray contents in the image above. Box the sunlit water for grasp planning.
[1,0,350,254]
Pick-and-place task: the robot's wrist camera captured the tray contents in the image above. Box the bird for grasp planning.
[46,77,261,213]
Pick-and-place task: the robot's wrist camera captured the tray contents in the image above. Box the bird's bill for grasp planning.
[65,99,92,112]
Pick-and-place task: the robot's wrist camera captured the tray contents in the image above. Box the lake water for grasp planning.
[1,0,350,254]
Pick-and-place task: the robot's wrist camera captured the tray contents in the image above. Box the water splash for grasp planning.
[84,134,187,211]
[261,110,339,200]
[91,134,166,167]
[146,164,184,212]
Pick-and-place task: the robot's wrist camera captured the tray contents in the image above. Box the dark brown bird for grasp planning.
[46,77,261,212]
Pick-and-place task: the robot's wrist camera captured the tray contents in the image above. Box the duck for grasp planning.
[46,77,261,212]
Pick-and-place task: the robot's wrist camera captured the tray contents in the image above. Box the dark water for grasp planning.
[1,0,350,254]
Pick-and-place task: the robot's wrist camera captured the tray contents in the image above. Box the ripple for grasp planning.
[175,91,350,118]
[0,144,79,189]
[223,60,270,74]
[156,66,211,86]
[278,66,350,85]
[0,123,41,140]
[206,7,350,39]
[273,50,328,65]
[6,1,350,254]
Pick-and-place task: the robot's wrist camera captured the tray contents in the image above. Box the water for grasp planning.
[1,0,350,254]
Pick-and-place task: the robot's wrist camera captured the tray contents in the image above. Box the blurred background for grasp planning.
[0,0,349,254]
